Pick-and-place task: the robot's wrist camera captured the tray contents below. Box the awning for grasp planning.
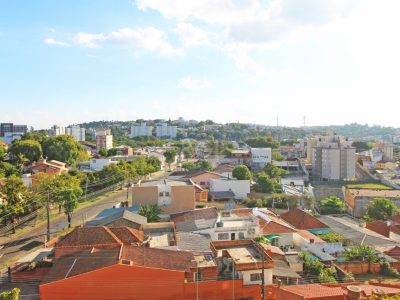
[265,234,280,241]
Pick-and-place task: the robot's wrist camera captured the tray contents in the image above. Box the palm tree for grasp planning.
[15,153,29,174]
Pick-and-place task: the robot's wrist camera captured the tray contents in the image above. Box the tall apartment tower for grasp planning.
[156,124,177,138]
[50,125,66,136]
[311,132,355,180]
[65,125,85,142]
[96,129,113,151]
[0,123,28,137]
[130,123,153,138]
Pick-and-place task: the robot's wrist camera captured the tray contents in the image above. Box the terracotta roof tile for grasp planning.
[108,227,145,245]
[280,209,328,230]
[121,246,195,271]
[366,220,390,237]
[170,207,218,223]
[56,227,123,248]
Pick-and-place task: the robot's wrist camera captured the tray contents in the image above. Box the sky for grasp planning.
[1,0,400,129]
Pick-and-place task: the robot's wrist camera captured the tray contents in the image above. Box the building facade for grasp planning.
[66,125,86,142]
[130,123,153,138]
[0,123,28,137]
[155,124,177,138]
[96,129,113,151]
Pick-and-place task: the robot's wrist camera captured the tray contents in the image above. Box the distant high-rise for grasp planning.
[130,123,153,138]
[49,125,66,136]
[0,123,28,137]
[65,125,85,142]
[96,129,113,151]
[156,124,177,138]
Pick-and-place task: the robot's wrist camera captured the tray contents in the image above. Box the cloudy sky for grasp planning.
[1,0,399,129]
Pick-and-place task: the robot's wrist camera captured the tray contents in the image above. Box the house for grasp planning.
[275,283,400,300]
[85,208,147,230]
[211,239,274,285]
[280,209,330,235]
[213,163,235,178]
[131,179,196,215]
[30,159,68,175]
[40,246,262,300]
[114,145,133,156]
[54,226,145,258]
[229,149,251,165]
[183,171,224,190]
[209,177,250,200]
[366,219,400,243]
[343,186,400,217]
[170,207,218,232]
[88,158,118,171]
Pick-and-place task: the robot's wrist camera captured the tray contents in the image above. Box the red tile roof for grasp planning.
[121,246,195,272]
[108,227,145,245]
[280,209,328,230]
[384,246,400,260]
[277,283,400,299]
[365,220,390,237]
[170,207,218,223]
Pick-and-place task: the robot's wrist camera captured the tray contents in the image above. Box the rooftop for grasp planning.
[280,209,329,230]
[346,188,400,198]
[86,208,147,227]
[139,179,192,186]
[176,232,212,253]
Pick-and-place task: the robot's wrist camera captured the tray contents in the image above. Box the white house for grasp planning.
[209,178,250,200]
[251,148,272,169]
[89,158,117,171]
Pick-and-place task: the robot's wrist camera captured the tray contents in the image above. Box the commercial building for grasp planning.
[0,123,28,137]
[251,148,272,169]
[65,125,86,142]
[96,129,113,151]
[130,123,153,138]
[155,124,177,138]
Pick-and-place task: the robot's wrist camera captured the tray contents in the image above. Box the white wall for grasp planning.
[210,179,250,199]
[89,159,116,171]
[251,148,272,167]
[157,184,172,207]
[241,269,273,285]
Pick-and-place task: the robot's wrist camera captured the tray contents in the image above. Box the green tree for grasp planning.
[232,164,252,180]
[163,149,176,170]
[182,159,212,172]
[344,245,379,273]
[319,196,346,215]
[0,288,20,300]
[0,161,19,178]
[366,197,399,221]
[138,204,161,222]
[62,189,81,228]
[8,139,43,164]
[0,143,6,161]
[21,131,48,144]
[42,135,85,166]
[98,148,108,157]
[263,162,289,179]
[352,141,374,152]
[272,150,285,161]
[0,175,28,232]
[255,173,274,193]
[246,136,279,148]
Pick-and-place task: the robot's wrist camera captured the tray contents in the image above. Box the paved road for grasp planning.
[0,189,128,267]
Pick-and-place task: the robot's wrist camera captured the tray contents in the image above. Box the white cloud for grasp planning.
[178,77,212,89]
[73,27,183,56]
[43,37,70,47]
[174,22,210,47]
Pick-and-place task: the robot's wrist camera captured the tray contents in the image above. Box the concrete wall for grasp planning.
[241,269,273,285]
[132,186,158,207]
[210,179,250,199]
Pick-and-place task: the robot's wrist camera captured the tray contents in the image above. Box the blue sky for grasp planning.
[1,0,400,129]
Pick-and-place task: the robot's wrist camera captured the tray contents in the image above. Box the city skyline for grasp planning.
[1,0,400,129]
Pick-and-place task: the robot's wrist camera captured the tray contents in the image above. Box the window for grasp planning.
[230,233,235,240]
[165,192,170,197]
[159,192,164,197]
[218,233,229,240]
[250,273,261,282]
[194,272,202,282]
[239,232,245,239]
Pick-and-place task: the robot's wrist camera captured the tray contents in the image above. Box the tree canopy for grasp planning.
[42,135,86,166]
[232,164,252,180]
[138,204,160,222]
[182,159,212,172]
[263,162,288,179]
[163,149,176,169]
[246,136,279,148]
[319,196,346,215]
[8,139,43,164]
[366,197,399,221]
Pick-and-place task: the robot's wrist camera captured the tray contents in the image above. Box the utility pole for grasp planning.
[126,180,130,201]
[232,259,235,300]
[84,179,88,202]
[46,191,50,243]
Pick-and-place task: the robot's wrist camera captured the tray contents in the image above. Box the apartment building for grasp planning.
[65,125,86,142]
[130,122,153,138]
[49,125,66,136]
[96,129,113,150]
[251,148,272,169]
[311,133,355,180]
[155,123,177,138]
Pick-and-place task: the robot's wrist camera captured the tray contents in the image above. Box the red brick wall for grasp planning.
[336,262,381,274]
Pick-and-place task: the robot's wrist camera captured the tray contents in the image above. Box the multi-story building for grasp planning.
[49,125,66,136]
[0,123,28,137]
[65,125,85,142]
[155,124,177,138]
[130,123,153,138]
[96,129,113,151]
[310,133,355,180]
[375,143,394,161]
[250,148,271,169]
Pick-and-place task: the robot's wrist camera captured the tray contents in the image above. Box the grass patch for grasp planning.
[345,183,392,190]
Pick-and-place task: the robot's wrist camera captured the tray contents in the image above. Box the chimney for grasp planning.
[346,286,362,300]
